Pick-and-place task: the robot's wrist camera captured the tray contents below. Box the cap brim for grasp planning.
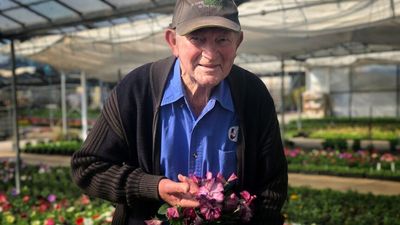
[176,16,241,35]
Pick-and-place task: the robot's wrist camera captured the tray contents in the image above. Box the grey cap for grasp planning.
[170,0,241,35]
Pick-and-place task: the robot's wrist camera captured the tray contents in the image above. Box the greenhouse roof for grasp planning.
[0,0,176,40]
[1,0,400,81]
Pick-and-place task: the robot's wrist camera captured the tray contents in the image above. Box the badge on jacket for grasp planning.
[228,126,239,142]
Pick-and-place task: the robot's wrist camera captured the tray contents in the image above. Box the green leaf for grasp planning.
[170,220,184,225]
[157,203,169,215]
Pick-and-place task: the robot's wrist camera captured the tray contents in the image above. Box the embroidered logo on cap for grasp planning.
[228,126,239,142]
[204,0,223,6]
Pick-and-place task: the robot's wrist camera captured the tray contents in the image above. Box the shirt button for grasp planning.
[193,152,198,159]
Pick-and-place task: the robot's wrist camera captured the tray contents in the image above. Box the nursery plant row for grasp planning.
[285,148,400,181]
[21,141,400,181]
[1,160,399,225]
[284,117,400,147]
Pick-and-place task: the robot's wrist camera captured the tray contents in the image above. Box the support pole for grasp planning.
[61,72,67,137]
[80,71,88,140]
[396,65,399,118]
[280,58,285,140]
[10,40,21,194]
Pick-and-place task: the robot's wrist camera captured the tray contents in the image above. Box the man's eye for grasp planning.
[189,36,203,43]
[217,37,232,45]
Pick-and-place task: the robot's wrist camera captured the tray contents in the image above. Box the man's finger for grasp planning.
[178,174,199,194]
[179,198,200,208]
[168,181,189,193]
[177,174,187,183]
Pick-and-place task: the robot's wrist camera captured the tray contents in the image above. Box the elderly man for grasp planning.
[71,0,288,224]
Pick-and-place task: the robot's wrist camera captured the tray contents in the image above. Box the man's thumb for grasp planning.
[177,182,190,193]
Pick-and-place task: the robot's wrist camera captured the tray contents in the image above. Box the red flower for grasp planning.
[58,216,65,223]
[80,195,90,205]
[2,202,12,211]
[38,202,50,213]
[44,218,55,225]
[54,203,61,210]
[75,217,84,225]
[22,195,30,203]
[92,214,100,220]
[0,193,8,204]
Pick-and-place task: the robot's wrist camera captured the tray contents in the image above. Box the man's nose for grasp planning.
[201,41,218,59]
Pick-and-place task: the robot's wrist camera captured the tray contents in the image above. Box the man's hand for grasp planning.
[177,174,199,195]
[158,175,199,208]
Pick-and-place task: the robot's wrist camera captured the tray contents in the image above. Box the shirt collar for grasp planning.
[210,77,234,112]
[161,58,234,112]
[161,58,185,106]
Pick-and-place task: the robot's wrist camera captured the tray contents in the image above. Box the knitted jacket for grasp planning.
[71,56,288,225]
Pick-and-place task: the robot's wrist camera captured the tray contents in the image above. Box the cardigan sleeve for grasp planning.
[253,95,288,225]
[252,114,288,225]
[70,89,165,207]
[241,74,288,225]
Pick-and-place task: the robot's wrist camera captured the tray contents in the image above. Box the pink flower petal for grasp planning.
[166,207,180,219]
[227,173,238,183]
[144,219,163,225]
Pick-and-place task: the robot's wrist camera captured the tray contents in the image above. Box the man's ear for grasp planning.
[165,29,179,57]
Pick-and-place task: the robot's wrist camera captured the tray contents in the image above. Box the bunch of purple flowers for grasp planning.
[146,172,256,225]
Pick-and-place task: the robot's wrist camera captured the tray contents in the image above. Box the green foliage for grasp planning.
[285,117,400,142]
[321,139,347,150]
[284,186,400,225]
[22,141,82,155]
[19,108,100,119]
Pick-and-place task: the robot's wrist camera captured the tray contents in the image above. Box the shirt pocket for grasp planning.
[218,149,237,179]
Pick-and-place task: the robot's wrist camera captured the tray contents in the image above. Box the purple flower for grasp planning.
[166,207,180,220]
[240,190,256,206]
[150,171,256,224]
[199,197,222,221]
[47,194,57,203]
[183,207,196,220]
[10,188,19,196]
[225,193,239,212]
[198,172,224,203]
[227,173,238,183]
[239,203,253,222]
[339,152,353,159]
[216,172,226,184]
[192,216,204,225]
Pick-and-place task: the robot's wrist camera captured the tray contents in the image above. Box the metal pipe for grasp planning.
[10,39,21,194]
[61,72,67,136]
[81,71,88,140]
[280,58,285,139]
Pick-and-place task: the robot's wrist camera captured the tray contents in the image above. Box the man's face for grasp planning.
[167,27,243,89]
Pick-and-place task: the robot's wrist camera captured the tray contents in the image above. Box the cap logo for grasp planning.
[193,0,222,9]
[204,0,223,6]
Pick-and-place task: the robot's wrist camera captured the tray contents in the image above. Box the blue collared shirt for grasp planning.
[160,59,238,181]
